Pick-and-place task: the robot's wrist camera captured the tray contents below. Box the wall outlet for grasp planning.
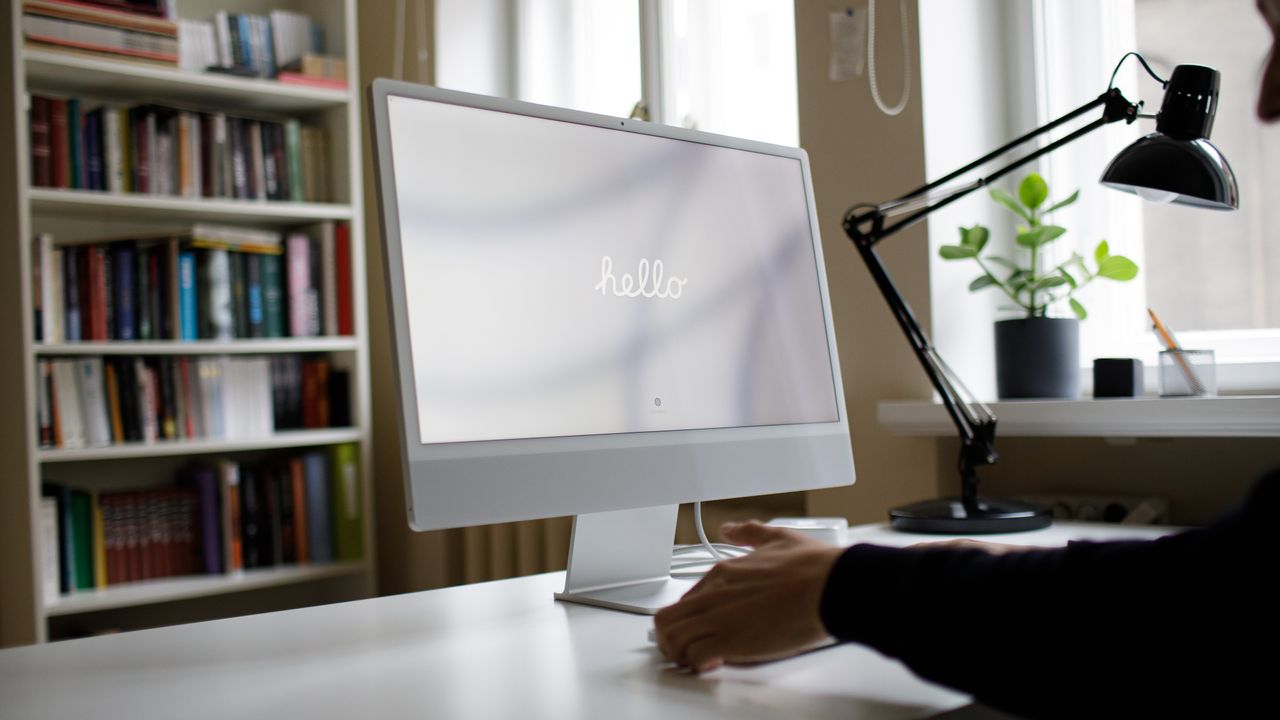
[1019,495,1170,525]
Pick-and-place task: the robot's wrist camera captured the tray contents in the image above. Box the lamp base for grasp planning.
[889,497,1051,535]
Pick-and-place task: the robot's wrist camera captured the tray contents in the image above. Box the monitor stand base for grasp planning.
[555,504,694,615]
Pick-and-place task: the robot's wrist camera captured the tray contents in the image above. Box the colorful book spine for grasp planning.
[304,450,332,563]
[178,250,197,341]
[330,443,362,561]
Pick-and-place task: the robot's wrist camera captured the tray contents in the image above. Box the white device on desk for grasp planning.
[368,80,855,614]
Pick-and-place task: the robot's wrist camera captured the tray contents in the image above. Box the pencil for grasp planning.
[1148,308,1204,394]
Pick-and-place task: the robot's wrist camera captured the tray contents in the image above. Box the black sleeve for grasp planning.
[819,471,1280,719]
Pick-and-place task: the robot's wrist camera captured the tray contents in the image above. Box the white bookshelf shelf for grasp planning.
[44,561,366,616]
[878,395,1280,438]
[24,49,351,113]
[29,188,353,224]
[38,428,363,463]
[35,338,359,355]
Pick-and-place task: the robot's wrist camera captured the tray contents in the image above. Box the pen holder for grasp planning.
[1158,349,1216,397]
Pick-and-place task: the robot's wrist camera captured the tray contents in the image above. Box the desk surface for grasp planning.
[0,521,1175,720]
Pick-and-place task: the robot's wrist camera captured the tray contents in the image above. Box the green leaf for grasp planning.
[939,245,977,260]
[986,256,1021,272]
[990,188,1033,223]
[1045,189,1080,215]
[1069,298,1088,320]
[1015,225,1067,248]
[969,275,997,291]
[965,225,990,253]
[1060,269,1078,289]
[1095,239,1110,266]
[1031,276,1070,291]
[1018,173,1050,210]
[1097,255,1139,281]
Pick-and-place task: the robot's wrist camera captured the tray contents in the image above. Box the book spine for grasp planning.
[189,113,203,198]
[178,250,197,341]
[304,451,332,563]
[50,248,65,343]
[104,107,125,193]
[31,95,52,188]
[196,466,223,574]
[113,243,135,340]
[135,245,151,340]
[335,222,352,335]
[78,357,111,447]
[92,245,110,341]
[249,121,265,201]
[246,252,265,338]
[289,456,309,563]
[221,460,243,571]
[104,358,124,443]
[231,251,248,339]
[91,491,107,589]
[318,223,337,336]
[286,233,311,337]
[202,249,234,340]
[39,497,60,602]
[68,97,82,189]
[70,490,94,591]
[85,108,103,191]
[284,119,303,202]
[50,98,69,189]
[331,443,362,561]
[63,246,80,342]
[38,233,57,343]
[260,253,283,338]
[158,356,177,440]
[37,360,55,448]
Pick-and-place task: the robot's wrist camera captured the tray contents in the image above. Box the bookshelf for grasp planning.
[1,0,374,646]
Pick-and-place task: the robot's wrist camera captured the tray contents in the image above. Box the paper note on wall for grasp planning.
[829,9,867,81]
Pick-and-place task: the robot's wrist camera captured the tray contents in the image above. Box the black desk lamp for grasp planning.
[844,54,1238,534]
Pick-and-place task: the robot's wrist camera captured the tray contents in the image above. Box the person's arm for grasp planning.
[657,472,1278,718]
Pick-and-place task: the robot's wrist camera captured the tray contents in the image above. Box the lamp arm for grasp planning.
[841,86,1141,503]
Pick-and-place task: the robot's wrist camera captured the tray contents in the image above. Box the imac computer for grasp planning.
[368,79,854,614]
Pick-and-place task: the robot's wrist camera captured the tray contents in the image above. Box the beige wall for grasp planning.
[358,0,464,594]
[957,437,1280,526]
[795,1,942,523]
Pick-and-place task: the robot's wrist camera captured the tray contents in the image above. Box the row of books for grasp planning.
[37,354,350,450]
[31,223,354,344]
[29,94,330,202]
[22,0,178,66]
[39,444,362,598]
[179,10,337,86]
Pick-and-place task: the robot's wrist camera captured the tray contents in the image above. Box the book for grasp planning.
[50,97,69,188]
[69,489,94,591]
[21,13,179,65]
[177,249,196,340]
[77,357,111,447]
[112,242,135,340]
[303,450,332,563]
[286,232,314,337]
[335,222,353,336]
[289,456,308,563]
[261,253,284,338]
[91,490,107,588]
[245,252,265,338]
[38,497,60,602]
[42,485,74,593]
[330,443,361,561]
[68,97,82,189]
[31,95,52,187]
[52,359,85,449]
[220,459,243,571]
[190,465,223,574]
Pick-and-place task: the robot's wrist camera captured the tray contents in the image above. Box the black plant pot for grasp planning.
[994,318,1080,399]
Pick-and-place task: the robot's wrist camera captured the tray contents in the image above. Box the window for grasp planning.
[1035,0,1280,382]
[435,0,798,147]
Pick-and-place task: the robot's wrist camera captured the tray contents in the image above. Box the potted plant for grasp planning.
[939,173,1139,399]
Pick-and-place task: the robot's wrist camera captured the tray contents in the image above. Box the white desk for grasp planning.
[0,521,1176,720]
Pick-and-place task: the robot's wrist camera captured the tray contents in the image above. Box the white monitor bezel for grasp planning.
[369,79,854,531]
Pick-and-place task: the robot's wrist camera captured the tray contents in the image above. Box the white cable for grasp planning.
[393,0,406,81]
[867,0,911,117]
[693,501,722,560]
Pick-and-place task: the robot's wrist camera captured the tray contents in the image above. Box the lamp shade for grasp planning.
[1100,64,1239,210]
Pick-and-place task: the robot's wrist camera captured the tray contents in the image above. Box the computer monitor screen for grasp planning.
[385,95,839,446]
[370,80,853,541]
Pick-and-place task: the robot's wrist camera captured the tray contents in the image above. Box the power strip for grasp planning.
[1019,494,1170,525]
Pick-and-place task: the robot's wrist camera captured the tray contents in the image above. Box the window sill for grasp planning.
[878,395,1280,438]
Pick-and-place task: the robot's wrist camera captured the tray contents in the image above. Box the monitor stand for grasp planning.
[554,504,696,615]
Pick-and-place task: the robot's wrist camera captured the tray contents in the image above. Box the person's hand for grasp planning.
[654,520,844,673]
[906,538,1046,555]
